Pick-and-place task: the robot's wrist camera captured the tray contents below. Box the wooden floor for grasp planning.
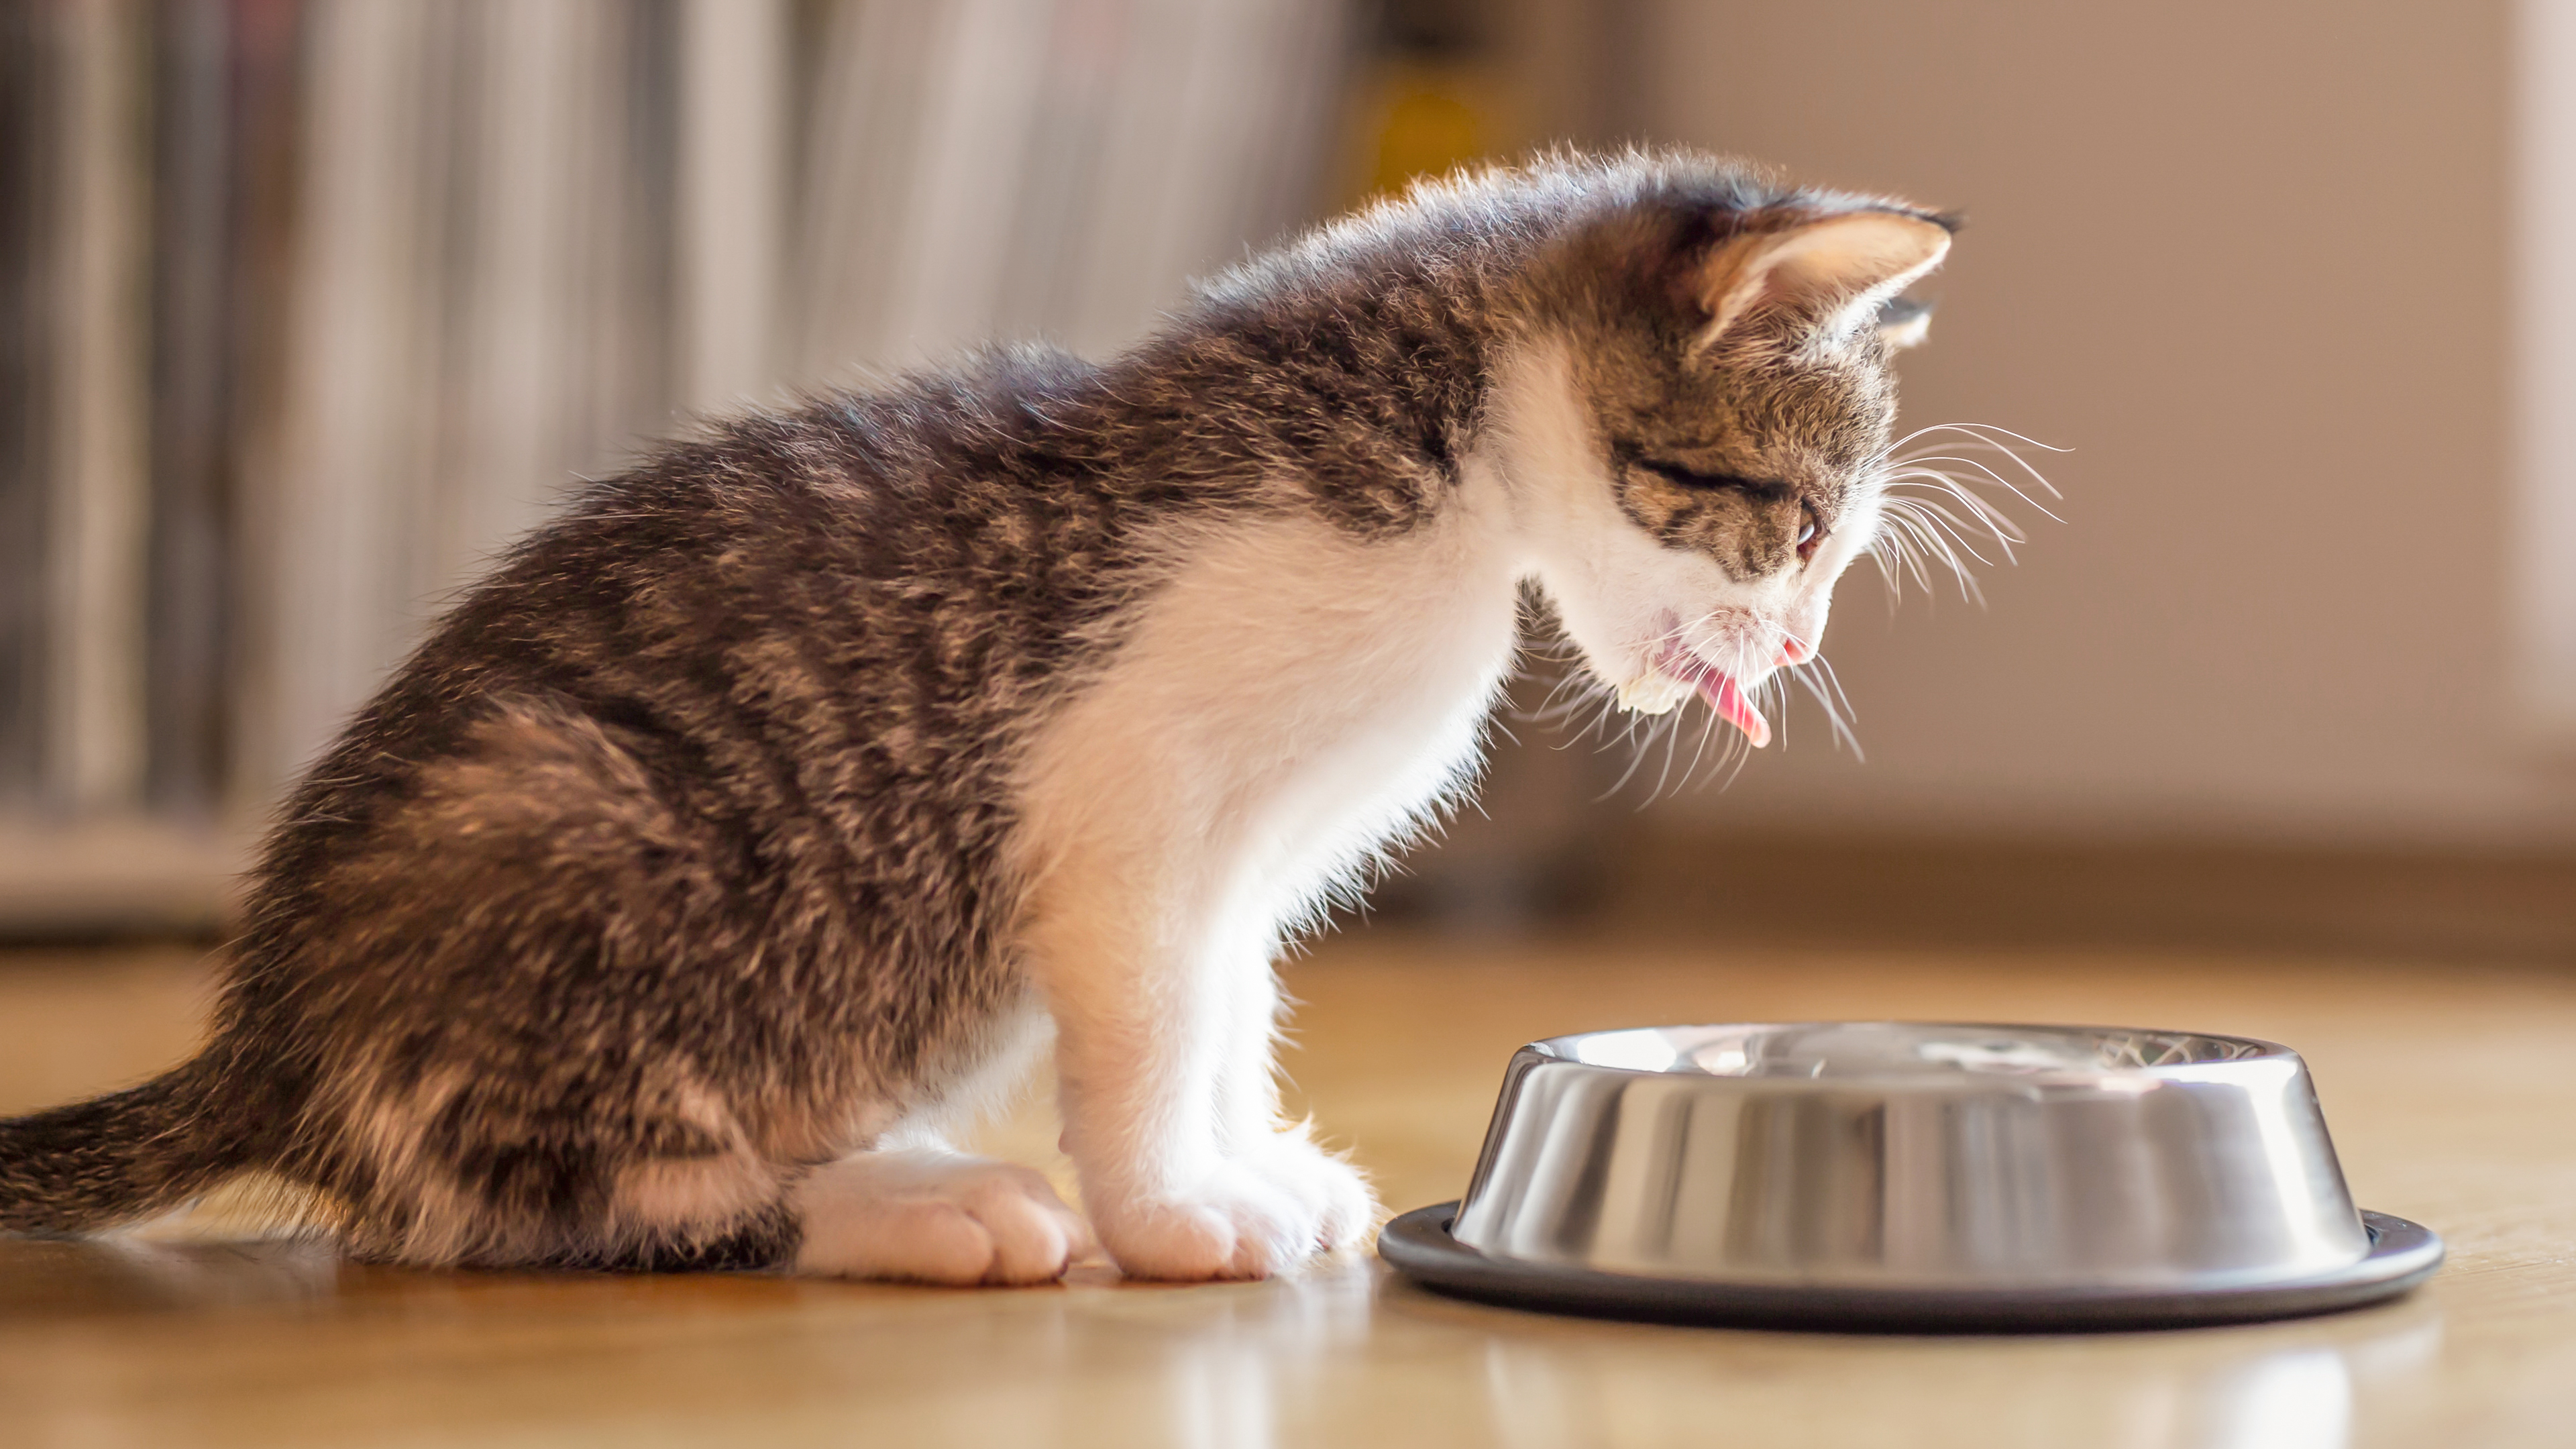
[1,932,2571,1447]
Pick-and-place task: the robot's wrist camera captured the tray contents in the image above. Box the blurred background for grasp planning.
[2,0,2573,961]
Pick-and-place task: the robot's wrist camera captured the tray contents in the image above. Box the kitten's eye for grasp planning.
[1796,512,1822,558]
[1636,458,1763,493]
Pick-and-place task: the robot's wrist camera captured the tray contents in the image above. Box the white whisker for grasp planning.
[1884,453,2063,523]
[1883,493,2008,564]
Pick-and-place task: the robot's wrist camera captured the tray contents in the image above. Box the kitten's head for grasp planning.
[1490,164,1955,748]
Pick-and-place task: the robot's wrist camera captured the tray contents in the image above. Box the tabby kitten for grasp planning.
[0,152,1953,1283]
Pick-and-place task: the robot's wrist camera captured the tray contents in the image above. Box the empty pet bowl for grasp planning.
[1379,1023,2442,1331]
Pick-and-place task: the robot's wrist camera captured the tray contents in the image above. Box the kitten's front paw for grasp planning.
[791,1150,1092,1285]
[1093,1163,1325,1281]
[1235,1130,1378,1256]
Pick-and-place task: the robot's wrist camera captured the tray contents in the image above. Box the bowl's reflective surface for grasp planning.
[1451,1023,2373,1289]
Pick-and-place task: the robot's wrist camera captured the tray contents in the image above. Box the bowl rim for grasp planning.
[1521,1020,2302,1086]
[1381,1201,2443,1333]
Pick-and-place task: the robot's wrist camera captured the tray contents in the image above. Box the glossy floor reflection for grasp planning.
[0,934,2570,1447]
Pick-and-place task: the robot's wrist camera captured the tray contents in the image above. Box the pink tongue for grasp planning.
[1696,670,1771,749]
[1652,639,1771,747]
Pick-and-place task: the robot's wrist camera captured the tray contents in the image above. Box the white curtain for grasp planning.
[790,0,1347,374]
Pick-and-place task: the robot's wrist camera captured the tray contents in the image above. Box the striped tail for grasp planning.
[0,1055,244,1234]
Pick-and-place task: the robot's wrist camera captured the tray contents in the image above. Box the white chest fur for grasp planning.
[1011,474,1527,952]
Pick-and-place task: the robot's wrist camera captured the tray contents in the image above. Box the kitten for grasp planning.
[0,151,1953,1283]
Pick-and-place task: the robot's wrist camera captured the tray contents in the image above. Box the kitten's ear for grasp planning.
[1693,211,1953,349]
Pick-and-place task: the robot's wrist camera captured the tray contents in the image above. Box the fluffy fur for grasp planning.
[0,150,1968,1281]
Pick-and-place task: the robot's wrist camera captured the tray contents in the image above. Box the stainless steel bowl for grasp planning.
[1381,1023,2443,1330]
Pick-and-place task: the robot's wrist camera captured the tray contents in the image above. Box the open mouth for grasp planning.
[1650,640,1771,748]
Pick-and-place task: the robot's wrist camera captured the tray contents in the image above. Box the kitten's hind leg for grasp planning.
[789,1148,1091,1285]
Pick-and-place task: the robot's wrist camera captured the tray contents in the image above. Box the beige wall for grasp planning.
[1631,0,2576,844]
